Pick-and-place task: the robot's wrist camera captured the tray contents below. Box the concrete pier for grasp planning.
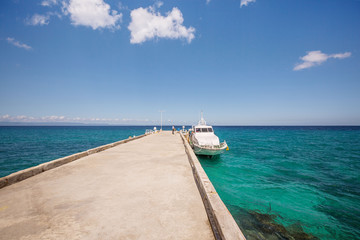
[0,131,245,240]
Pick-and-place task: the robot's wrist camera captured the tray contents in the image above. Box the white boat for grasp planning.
[189,115,228,156]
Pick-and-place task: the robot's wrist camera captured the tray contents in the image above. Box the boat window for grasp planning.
[195,128,200,132]
[201,128,208,132]
[208,128,213,132]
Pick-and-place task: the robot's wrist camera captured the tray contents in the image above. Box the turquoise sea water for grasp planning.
[0,126,146,177]
[0,126,359,239]
[199,126,360,240]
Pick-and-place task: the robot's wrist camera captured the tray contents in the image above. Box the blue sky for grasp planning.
[1,0,359,125]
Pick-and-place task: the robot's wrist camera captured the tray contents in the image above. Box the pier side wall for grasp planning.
[180,133,246,240]
[0,134,147,189]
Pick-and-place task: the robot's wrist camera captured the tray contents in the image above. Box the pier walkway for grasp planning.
[0,132,214,240]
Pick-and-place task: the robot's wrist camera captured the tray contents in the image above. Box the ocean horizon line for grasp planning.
[0,122,359,127]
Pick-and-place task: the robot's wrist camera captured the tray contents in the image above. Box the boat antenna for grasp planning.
[199,111,206,125]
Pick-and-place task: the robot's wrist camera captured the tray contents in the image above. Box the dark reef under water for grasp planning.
[227,204,318,240]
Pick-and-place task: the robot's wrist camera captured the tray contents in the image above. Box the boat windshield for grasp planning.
[195,127,213,133]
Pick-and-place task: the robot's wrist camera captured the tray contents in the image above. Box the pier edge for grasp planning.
[180,132,247,240]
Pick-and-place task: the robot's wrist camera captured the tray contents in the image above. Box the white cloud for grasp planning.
[6,37,32,50]
[128,5,195,44]
[0,115,153,124]
[294,50,351,71]
[0,114,10,120]
[117,2,128,11]
[26,14,50,26]
[62,0,122,30]
[206,0,211,4]
[155,1,163,8]
[331,52,352,59]
[41,116,66,121]
[241,0,256,7]
[41,0,57,7]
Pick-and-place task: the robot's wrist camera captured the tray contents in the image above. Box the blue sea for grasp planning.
[0,126,359,240]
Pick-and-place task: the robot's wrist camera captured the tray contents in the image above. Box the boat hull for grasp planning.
[193,143,227,156]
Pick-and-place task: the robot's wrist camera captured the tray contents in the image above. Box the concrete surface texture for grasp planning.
[0,131,214,240]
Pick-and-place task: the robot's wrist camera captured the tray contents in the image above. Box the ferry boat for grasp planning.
[189,115,228,156]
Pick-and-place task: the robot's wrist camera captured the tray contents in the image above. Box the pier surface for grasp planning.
[0,132,214,240]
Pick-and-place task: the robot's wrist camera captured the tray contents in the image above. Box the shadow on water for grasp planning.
[197,154,223,168]
[227,204,319,240]
[197,154,221,161]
